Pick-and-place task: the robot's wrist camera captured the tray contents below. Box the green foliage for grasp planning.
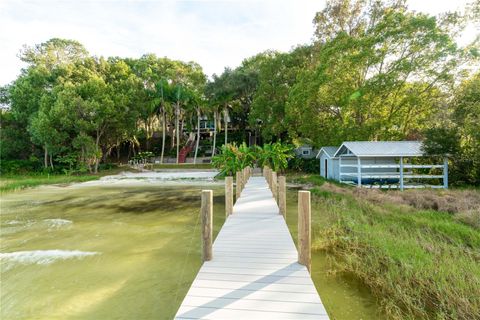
[256,142,294,173]
[0,159,42,175]
[423,72,480,185]
[286,182,480,319]
[287,157,320,174]
[211,142,255,176]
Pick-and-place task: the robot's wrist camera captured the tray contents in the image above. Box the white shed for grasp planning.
[329,141,448,190]
[316,146,339,180]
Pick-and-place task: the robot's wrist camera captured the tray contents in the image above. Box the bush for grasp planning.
[0,159,42,175]
[288,157,319,173]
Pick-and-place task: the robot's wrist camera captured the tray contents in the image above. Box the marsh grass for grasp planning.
[287,174,480,319]
[0,174,99,193]
[0,167,137,193]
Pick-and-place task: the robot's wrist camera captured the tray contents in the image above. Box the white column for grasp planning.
[443,157,448,189]
[400,157,404,191]
[339,156,342,183]
[357,157,362,187]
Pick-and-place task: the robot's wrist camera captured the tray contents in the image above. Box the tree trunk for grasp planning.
[194,108,201,164]
[224,108,228,146]
[212,110,217,158]
[94,131,101,174]
[161,108,166,164]
[145,122,150,151]
[116,142,121,161]
[49,154,54,170]
[44,145,48,169]
[176,103,180,164]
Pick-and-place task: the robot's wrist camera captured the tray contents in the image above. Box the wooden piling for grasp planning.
[236,171,242,200]
[271,171,278,202]
[201,190,213,261]
[278,175,286,219]
[298,190,311,272]
[225,176,233,217]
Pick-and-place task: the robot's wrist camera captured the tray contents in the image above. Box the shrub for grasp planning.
[288,157,319,173]
[0,159,42,175]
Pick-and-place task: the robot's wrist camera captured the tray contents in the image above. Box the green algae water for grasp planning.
[1,183,225,319]
[1,180,382,319]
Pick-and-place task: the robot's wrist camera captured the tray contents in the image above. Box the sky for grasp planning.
[0,0,478,85]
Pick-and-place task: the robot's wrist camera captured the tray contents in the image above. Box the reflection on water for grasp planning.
[1,184,225,320]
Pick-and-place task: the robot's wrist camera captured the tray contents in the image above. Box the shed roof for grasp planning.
[316,146,339,159]
[334,141,423,157]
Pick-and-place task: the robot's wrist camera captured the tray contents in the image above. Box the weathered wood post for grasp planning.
[225,176,233,216]
[267,168,272,189]
[201,190,213,261]
[271,171,278,202]
[278,175,286,219]
[236,171,242,200]
[298,190,311,272]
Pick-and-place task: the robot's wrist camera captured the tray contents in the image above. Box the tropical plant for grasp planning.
[211,143,242,176]
[256,142,294,173]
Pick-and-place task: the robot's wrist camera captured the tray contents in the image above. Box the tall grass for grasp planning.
[288,174,480,319]
[0,174,100,193]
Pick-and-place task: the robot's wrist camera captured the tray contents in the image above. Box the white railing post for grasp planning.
[400,157,404,191]
[339,156,342,183]
[443,157,448,189]
[357,157,362,187]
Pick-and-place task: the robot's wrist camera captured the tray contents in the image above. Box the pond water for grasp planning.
[1,177,382,319]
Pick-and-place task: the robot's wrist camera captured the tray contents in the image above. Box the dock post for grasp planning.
[278,175,286,219]
[298,191,311,272]
[201,190,213,261]
[271,171,278,202]
[225,176,233,216]
[236,171,242,200]
[268,168,272,189]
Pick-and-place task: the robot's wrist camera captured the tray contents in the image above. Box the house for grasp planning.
[318,141,448,190]
[316,146,340,180]
[294,145,318,159]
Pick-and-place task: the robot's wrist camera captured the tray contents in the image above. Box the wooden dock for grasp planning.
[174,176,329,319]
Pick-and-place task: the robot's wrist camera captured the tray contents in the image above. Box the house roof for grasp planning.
[316,146,339,159]
[333,141,423,157]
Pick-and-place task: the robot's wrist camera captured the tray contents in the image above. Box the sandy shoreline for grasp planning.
[71,170,222,188]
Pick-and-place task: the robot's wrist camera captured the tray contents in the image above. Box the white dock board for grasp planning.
[174,176,329,319]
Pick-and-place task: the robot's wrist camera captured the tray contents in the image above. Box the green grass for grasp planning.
[0,167,136,193]
[0,174,99,193]
[286,174,480,320]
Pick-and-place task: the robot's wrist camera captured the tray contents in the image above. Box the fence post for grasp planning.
[298,190,311,272]
[201,190,213,261]
[271,171,278,202]
[236,171,242,200]
[225,176,233,216]
[278,175,286,219]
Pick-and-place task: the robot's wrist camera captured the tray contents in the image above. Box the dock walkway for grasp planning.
[175,176,329,319]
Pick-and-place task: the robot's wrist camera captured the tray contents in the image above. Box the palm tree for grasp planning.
[173,84,183,164]
[156,79,171,164]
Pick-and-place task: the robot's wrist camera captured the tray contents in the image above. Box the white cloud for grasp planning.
[0,0,476,85]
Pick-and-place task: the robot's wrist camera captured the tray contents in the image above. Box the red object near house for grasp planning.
[178,139,196,163]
